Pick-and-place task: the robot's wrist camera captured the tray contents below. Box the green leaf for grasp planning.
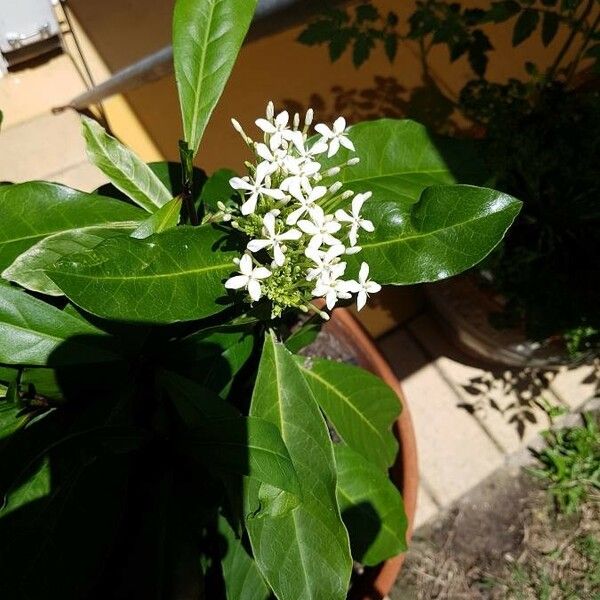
[0,284,118,366]
[246,334,352,600]
[3,223,136,296]
[0,453,131,600]
[0,458,50,517]
[356,184,521,285]
[317,119,489,207]
[335,444,407,566]
[161,370,240,422]
[163,326,255,395]
[46,225,238,323]
[82,117,172,213]
[173,0,258,156]
[131,196,182,239]
[0,182,144,271]
[183,416,301,497]
[219,516,271,600]
[512,9,539,46]
[297,357,399,471]
[541,11,559,46]
[199,168,238,214]
[284,318,321,354]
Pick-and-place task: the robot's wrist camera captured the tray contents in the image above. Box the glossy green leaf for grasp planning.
[200,168,238,213]
[82,116,172,213]
[297,357,399,471]
[246,334,352,600]
[284,317,321,354]
[335,444,407,566]
[0,284,118,366]
[2,223,136,296]
[183,416,300,496]
[131,196,182,239]
[0,458,50,517]
[163,326,254,395]
[46,225,238,323]
[0,182,144,271]
[0,453,131,600]
[219,516,270,600]
[318,119,489,207]
[355,184,521,284]
[173,0,258,155]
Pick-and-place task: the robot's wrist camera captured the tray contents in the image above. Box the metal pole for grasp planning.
[59,0,346,112]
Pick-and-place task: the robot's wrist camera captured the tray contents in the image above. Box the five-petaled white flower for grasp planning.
[289,131,328,162]
[229,162,285,216]
[315,116,355,158]
[312,275,352,310]
[286,184,327,225]
[247,211,302,266]
[305,245,346,282]
[225,253,271,302]
[256,110,295,149]
[335,191,374,247]
[297,206,342,250]
[346,262,382,311]
[255,142,289,172]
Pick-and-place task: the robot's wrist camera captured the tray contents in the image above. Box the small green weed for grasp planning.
[530,413,600,514]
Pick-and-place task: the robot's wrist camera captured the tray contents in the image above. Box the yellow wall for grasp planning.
[68,0,594,173]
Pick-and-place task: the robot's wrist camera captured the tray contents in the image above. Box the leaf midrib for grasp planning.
[300,364,386,454]
[340,168,451,187]
[49,261,230,282]
[362,206,511,251]
[188,0,218,148]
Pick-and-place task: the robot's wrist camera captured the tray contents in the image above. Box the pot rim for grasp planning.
[327,308,419,600]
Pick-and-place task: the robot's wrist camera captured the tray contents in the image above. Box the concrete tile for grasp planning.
[378,329,503,507]
[0,55,86,129]
[414,485,439,530]
[549,361,600,410]
[408,315,560,454]
[0,111,86,182]
[47,161,107,192]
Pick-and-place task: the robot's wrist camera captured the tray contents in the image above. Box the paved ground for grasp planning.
[380,315,599,529]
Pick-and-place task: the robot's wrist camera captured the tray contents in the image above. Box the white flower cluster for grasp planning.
[222,102,381,318]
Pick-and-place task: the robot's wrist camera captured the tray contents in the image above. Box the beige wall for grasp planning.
[69,0,593,173]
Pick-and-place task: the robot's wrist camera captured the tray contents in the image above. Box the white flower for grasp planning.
[297,206,342,250]
[312,274,352,310]
[229,162,285,216]
[247,212,301,267]
[280,157,321,198]
[225,254,271,302]
[289,131,328,161]
[286,184,327,225]
[315,116,355,158]
[255,142,288,171]
[335,191,374,246]
[256,110,295,149]
[305,244,346,282]
[346,262,381,311]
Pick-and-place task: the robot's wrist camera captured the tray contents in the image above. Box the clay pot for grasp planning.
[326,308,418,600]
[425,275,582,368]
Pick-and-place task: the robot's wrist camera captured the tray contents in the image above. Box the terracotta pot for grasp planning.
[326,308,418,600]
[425,275,582,368]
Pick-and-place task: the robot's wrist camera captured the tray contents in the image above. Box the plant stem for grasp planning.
[565,11,600,85]
[546,0,595,81]
[178,140,198,226]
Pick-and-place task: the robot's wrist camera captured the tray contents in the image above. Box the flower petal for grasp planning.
[247,279,262,302]
[225,275,249,290]
[247,239,271,252]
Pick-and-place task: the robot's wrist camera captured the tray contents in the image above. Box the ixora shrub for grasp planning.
[0,1,520,598]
